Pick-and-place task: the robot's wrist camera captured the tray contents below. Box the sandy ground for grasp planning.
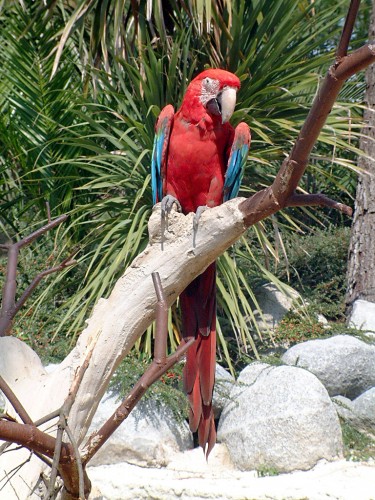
[88,446,375,500]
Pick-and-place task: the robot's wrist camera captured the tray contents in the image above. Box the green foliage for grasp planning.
[341,422,375,462]
[275,226,351,321]
[110,350,188,423]
[0,0,368,366]
[257,464,280,477]
[273,313,327,347]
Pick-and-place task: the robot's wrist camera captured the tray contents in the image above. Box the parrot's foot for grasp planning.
[193,205,208,246]
[160,195,181,232]
[161,195,182,218]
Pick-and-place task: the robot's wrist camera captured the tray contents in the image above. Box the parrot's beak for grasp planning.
[220,86,237,124]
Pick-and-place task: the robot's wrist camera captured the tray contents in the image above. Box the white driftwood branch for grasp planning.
[0,199,247,498]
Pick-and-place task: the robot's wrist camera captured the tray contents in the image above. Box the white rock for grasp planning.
[332,395,356,422]
[88,455,375,500]
[217,364,343,473]
[348,299,375,331]
[252,282,302,331]
[87,393,193,467]
[352,387,375,432]
[212,364,235,419]
[282,335,375,399]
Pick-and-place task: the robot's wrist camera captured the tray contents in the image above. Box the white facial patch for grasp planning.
[199,77,220,106]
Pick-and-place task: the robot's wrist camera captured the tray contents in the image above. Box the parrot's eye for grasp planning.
[200,77,220,107]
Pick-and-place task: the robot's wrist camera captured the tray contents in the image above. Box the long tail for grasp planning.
[179,262,216,457]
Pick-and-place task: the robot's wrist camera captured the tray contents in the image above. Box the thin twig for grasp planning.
[14,255,76,317]
[0,376,33,425]
[64,424,85,500]
[336,0,361,59]
[45,424,63,500]
[45,346,94,498]
[0,214,68,336]
[285,193,353,216]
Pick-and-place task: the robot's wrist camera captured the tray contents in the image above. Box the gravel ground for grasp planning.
[88,445,375,500]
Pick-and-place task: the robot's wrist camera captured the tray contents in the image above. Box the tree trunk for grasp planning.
[346,0,375,309]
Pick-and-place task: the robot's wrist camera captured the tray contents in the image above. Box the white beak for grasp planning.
[220,87,237,123]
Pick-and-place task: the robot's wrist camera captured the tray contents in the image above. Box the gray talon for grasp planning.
[193,206,208,232]
[160,195,182,233]
[161,195,182,218]
[193,206,208,246]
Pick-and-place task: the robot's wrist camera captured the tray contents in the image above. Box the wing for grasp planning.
[223,122,251,201]
[151,104,174,204]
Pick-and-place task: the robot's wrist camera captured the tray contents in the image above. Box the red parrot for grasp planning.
[151,68,251,457]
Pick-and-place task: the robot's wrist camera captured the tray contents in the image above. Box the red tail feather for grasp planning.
[180,263,217,457]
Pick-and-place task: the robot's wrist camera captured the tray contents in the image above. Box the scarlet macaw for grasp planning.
[151,68,251,456]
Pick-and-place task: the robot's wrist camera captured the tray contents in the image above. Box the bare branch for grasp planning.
[285,193,353,216]
[240,41,375,226]
[64,424,85,500]
[336,0,361,59]
[14,256,76,317]
[0,421,71,461]
[0,214,69,337]
[0,376,33,425]
[16,215,68,250]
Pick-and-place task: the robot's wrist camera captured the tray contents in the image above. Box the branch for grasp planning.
[81,272,194,465]
[285,193,353,216]
[1,2,375,497]
[240,47,375,224]
[336,0,361,58]
[0,214,70,336]
[0,376,33,425]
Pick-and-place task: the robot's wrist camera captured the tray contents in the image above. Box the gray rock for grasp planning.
[352,387,375,433]
[348,299,375,331]
[217,364,343,473]
[252,283,302,332]
[212,364,235,419]
[332,395,356,422]
[88,394,193,467]
[282,335,375,399]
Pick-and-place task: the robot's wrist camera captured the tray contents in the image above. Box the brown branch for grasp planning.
[0,376,33,425]
[14,256,76,318]
[81,272,194,465]
[239,0,375,226]
[0,214,69,336]
[336,0,361,59]
[45,346,94,498]
[285,193,353,216]
[0,421,72,462]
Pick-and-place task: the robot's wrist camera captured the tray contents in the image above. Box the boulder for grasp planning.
[217,363,343,473]
[212,364,235,419]
[352,388,375,433]
[88,393,193,467]
[282,335,375,399]
[332,395,356,423]
[348,299,375,331]
[252,282,302,331]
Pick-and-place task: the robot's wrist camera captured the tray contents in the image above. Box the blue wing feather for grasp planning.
[224,123,251,201]
[151,105,174,204]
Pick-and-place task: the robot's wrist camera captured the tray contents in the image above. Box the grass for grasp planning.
[342,422,375,462]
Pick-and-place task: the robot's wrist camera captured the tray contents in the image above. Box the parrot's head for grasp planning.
[181,68,241,125]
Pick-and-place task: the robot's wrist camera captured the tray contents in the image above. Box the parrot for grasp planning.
[151,68,251,457]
